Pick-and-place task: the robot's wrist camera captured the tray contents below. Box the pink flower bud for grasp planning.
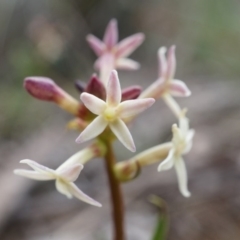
[85,74,106,100]
[121,85,142,101]
[24,77,63,102]
[24,77,80,116]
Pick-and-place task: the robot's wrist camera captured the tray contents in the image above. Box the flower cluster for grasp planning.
[14,17,195,216]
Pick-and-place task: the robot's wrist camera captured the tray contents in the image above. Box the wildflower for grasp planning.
[76,70,155,152]
[140,46,191,99]
[86,19,144,84]
[157,113,194,197]
[14,160,102,207]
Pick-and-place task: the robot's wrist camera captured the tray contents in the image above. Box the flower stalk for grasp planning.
[104,140,125,240]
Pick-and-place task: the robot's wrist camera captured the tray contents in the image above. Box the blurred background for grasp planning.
[1,0,240,239]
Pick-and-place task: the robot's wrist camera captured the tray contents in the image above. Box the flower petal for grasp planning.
[106,70,122,106]
[118,98,155,118]
[57,164,83,182]
[158,47,167,79]
[139,78,165,99]
[98,54,115,85]
[76,116,108,144]
[86,34,106,56]
[157,148,175,171]
[103,19,118,48]
[109,119,136,152]
[56,179,72,198]
[175,158,191,197]
[183,130,195,154]
[166,45,176,80]
[115,33,145,58]
[172,124,183,144]
[68,182,102,207]
[14,169,55,180]
[169,80,191,97]
[20,159,54,175]
[80,92,106,115]
[115,58,140,70]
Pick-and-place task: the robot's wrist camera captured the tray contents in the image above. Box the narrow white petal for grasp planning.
[80,92,106,115]
[157,148,175,171]
[169,80,191,97]
[76,116,108,143]
[57,149,90,171]
[20,159,54,175]
[14,169,55,180]
[183,130,195,154]
[86,34,106,56]
[57,164,83,182]
[68,182,102,207]
[115,33,145,58]
[186,129,195,143]
[103,19,118,48]
[55,179,72,198]
[118,98,155,118]
[166,45,176,80]
[109,119,136,152]
[115,58,140,70]
[106,70,122,106]
[175,158,191,197]
[158,47,167,79]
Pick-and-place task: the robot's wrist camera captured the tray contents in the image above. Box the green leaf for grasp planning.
[149,195,169,240]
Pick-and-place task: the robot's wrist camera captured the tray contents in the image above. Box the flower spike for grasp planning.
[158,112,195,197]
[14,159,101,207]
[86,19,145,84]
[76,70,155,152]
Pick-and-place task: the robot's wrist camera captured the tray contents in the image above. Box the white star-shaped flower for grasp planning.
[158,115,195,197]
[76,70,155,152]
[14,160,101,207]
[140,46,191,99]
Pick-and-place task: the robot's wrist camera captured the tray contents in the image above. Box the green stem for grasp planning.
[104,140,125,240]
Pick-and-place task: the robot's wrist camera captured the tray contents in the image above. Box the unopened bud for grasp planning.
[24,77,62,101]
[122,85,142,101]
[114,160,141,182]
[24,77,80,116]
[85,74,106,99]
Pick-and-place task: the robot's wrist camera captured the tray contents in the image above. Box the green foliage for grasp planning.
[150,195,169,240]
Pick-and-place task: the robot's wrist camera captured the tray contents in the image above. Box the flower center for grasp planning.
[103,107,117,122]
